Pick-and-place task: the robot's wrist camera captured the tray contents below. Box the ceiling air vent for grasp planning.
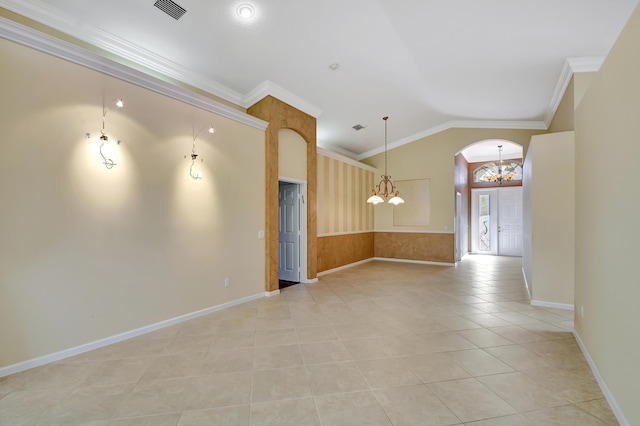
[352,124,365,131]
[154,0,187,20]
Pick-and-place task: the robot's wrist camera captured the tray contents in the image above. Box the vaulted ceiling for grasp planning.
[1,0,637,159]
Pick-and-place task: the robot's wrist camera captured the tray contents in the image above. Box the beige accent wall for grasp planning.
[317,153,375,235]
[522,131,575,306]
[279,129,307,181]
[574,4,640,423]
[0,38,266,368]
[318,233,374,272]
[374,232,454,264]
[316,152,375,272]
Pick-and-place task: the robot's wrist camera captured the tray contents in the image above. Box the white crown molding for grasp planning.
[243,80,323,118]
[317,143,360,161]
[356,120,546,161]
[317,147,377,173]
[567,56,605,73]
[0,0,249,106]
[544,56,605,127]
[1,0,324,116]
[0,17,268,131]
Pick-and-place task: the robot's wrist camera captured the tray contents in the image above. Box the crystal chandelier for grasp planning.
[367,116,404,205]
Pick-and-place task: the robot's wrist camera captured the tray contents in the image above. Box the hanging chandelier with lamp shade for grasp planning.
[367,116,405,205]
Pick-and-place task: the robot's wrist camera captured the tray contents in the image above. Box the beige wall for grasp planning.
[574,4,640,424]
[548,77,575,133]
[522,131,575,306]
[573,72,596,109]
[279,129,307,181]
[0,38,266,368]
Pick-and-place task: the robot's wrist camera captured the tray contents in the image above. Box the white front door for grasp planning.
[498,187,523,256]
[471,187,523,256]
[278,182,301,282]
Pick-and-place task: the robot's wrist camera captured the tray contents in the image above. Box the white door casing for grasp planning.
[278,182,301,282]
[455,192,462,262]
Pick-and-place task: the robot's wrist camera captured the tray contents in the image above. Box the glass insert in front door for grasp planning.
[478,194,490,251]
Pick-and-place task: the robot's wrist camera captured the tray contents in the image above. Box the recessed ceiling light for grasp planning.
[237,4,255,19]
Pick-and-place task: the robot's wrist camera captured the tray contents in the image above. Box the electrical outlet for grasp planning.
[225,278,230,288]
[580,305,584,318]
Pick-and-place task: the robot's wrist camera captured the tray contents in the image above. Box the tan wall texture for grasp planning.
[0,38,266,368]
[574,3,640,423]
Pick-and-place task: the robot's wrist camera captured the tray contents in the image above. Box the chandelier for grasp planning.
[367,116,404,205]
[485,144,517,184]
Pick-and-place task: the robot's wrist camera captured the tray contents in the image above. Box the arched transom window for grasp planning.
[473,161,523,183]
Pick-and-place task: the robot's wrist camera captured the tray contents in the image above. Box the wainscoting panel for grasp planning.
[318,232,374,272]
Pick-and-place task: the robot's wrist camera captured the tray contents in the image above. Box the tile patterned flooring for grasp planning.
[0,256,619,425]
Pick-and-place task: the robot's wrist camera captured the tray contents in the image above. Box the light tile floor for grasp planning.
[0,256,619,425]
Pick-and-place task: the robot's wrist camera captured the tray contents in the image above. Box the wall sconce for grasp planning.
[186,126,214,179]
[87,99,124,169]
[99,132,120,169]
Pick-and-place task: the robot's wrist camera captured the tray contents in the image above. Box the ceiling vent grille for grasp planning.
[352,124,365,131]
[154,0,187,20]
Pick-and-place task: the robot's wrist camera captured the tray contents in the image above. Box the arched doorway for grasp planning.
[456,140,524,259]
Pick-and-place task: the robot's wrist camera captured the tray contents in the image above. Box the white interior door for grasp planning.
[498,187,523,256]
[278,182,301,282]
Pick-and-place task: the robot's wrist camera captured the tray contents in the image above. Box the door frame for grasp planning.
[278,177,309,283]
[455,191,463,262]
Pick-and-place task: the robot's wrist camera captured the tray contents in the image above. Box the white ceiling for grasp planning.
[1,0,637,160]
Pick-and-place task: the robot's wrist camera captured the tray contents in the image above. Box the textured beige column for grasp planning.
[248,96,317,292]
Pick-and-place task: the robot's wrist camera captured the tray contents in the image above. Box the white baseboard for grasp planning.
[0,291,267,378]
[373,257,455,267]
[317,258,374,276]
[265,290,280,297]
[573,329,629,426]
[530,300,575,311]
[302,278,319,284]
